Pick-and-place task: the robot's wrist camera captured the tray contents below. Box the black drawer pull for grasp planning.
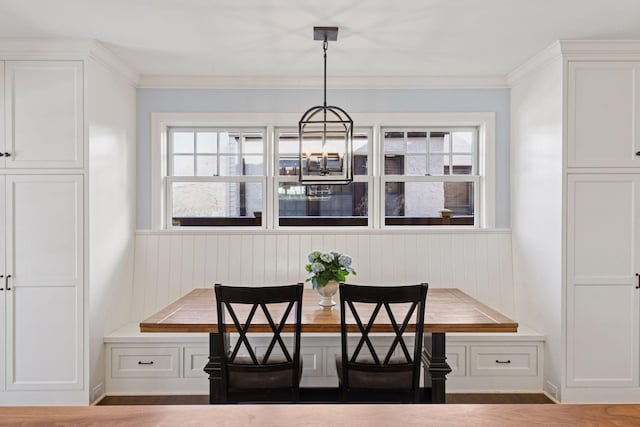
[138,361,154,365]
[5,275,11,291]
[495,359,511,364]
[4,152,10,157]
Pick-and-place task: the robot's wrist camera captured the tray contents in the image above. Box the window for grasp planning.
[152,112,494,229]
[382,129,478,226]
[166,127,265,227]
[275,128,371,226]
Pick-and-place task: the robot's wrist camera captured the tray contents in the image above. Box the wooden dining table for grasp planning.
[140,287,518,404]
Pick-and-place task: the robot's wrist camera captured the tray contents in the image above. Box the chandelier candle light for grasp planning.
[305,251,356,307]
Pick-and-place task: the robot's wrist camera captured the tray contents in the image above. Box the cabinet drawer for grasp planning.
[469,346,537,377]
[111,347,179,379]
[184,347,209,378]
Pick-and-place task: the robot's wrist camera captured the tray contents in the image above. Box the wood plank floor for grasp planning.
[5,404,640,427]
[97,393,553,405]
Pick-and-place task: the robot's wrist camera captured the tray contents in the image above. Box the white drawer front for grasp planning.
[111,347,179,379]
[184,347,209,378]
[447,345,467,377]
[470,346,537,377]
[254,345,322,377]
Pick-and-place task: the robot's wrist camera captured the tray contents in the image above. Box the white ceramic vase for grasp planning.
[315,280,339,307]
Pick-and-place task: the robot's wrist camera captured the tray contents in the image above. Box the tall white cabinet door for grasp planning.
[4,61,83,168]
[0,61,5,168]
[567,62,640,168]
[4,175,83,390]
[566,174,640,387]
[0,176,5,390]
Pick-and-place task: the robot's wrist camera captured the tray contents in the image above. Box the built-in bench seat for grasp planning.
[104,323,544,395]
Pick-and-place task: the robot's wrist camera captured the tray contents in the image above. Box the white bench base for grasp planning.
[104,324,544,395]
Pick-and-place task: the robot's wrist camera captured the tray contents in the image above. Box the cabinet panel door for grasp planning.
[566,174,640,387]
[567,62,640,168]
[5,61,83,168]
[5,175,83,390]
[0,61,4,167]
[0,176,5,390]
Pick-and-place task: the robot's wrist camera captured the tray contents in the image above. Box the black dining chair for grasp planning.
[214,282,304,403]
[336,282,429,403]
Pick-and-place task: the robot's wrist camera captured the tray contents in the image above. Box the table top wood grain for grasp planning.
[140,288,518,334]
[2,404,640,427]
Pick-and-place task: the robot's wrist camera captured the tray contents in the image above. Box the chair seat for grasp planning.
[228,355,303,391]
[335,355,414,390]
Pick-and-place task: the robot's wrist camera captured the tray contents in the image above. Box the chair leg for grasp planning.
[340,384,348,402]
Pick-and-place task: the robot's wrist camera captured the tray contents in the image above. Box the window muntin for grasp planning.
[167,127,266,227]
[382,128,478,227]
[275,128,372,227]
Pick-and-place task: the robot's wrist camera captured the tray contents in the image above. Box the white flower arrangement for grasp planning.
[305,250,356,288]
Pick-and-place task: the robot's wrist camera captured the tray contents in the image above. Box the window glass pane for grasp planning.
[406,132,427,153]
[171,182,262,226]
[428,154,448,176]
[384,155,404,175]
[384,132,404,154]
[173,155,194,176]
[451,155,473,175]
[278,133,300,176]
[243,155,264,175]
[429,132,450,154]
[243,134,264,154]
[353,134,369,175]
[384,181,474,225]
[197,132,217,153]
[196,156,217,176]
[218,154,241,176]
[452,131,473,153]
[172,131,194,153]
[219,133,240,154]
[279,138,299,155]
[406,155,427,176]
[278,182,368,226]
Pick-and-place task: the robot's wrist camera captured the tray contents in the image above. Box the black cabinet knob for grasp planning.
[636,151,640,156]
[4,152,10,157]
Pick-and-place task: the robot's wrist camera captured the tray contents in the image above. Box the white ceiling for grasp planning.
[0,0,639,80]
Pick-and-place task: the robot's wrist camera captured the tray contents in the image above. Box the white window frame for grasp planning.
[380,126,480,228]
[164,126,267,229]
[151,112,495,230]
[273,126,374,230]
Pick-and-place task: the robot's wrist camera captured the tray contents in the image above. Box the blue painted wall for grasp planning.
[137,88,510,228]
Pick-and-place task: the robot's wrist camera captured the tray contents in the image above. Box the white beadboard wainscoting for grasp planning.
[130,229,515,323]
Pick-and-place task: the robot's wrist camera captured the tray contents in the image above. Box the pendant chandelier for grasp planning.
[298,26,353,184]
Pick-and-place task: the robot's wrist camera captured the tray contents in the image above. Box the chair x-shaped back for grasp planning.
[223,298,295,365]
[346,298,419,365]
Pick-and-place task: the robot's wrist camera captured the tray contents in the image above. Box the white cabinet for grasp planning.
[567,61,640,168]
[0,175,83,391]
[566,174,640,387]
[3,61,83,169]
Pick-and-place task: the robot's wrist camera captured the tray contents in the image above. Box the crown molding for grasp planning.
[506,41,563,86]
[87,40,139,85]
[558,39,640,59]
[0,38,139,85]
[507,40,640,86]
[138,75,508,90]
[0,38,93,59]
